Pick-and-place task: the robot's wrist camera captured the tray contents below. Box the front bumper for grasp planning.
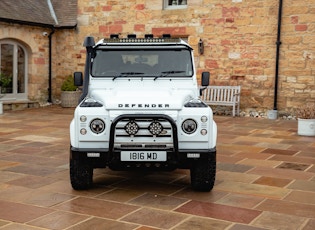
[70,146,216,170]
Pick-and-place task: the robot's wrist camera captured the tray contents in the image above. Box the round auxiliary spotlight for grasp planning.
[124,120,139,135]
[148,121,164,135]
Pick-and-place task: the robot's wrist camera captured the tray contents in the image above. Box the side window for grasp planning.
[164,0,187,9]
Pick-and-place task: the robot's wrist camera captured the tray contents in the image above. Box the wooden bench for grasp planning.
[200,85,241,117]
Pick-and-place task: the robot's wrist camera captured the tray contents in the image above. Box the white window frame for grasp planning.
[164,0,187,10]
[0,40,28,101]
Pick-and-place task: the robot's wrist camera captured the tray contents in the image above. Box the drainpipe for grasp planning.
[273,0,283,111]
[47,28,55,103]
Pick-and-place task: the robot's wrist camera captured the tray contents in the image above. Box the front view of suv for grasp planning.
[70,34,217,191]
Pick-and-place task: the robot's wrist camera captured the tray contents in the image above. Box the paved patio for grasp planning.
[0,106,314,230]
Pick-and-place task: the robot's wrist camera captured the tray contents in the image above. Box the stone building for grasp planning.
[0,0,314,115]
[0,0,77,105]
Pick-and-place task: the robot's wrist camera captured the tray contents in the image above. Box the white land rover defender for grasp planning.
[70,34,217,191]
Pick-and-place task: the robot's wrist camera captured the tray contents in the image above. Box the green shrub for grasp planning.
[61,75,77,91]
[0,73,12,87]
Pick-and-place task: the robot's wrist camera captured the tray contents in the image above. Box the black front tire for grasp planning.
[190,152,216,192]
[70,158,93,190]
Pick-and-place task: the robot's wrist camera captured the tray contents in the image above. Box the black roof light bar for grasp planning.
[127,34,137,38]
[108,34,173,39]
[110,34,119,39]
[104,34,181,44]
[162,34,171,38]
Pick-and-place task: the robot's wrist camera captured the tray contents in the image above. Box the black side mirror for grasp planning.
[200,72,210,96]
[201,72,210,86]
[74,72,83,86]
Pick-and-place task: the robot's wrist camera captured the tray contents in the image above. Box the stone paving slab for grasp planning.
[0,106,314,229]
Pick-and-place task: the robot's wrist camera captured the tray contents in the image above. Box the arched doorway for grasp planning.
[0,40,28,100]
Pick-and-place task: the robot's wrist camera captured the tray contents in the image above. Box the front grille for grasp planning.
[113,117,173,149]
[120,144,143,148]
[120,144,167,149]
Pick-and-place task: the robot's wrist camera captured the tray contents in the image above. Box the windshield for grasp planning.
[91,49,193,78]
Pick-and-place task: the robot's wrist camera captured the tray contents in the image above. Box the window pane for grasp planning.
[0,44,13,94]
[17,46,25,93]
[168,0,187,6]
[92,49,193,77]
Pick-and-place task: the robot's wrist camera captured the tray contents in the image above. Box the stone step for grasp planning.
[1,100,40,112]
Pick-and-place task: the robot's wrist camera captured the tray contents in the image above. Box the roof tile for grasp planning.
[0,0,77,27]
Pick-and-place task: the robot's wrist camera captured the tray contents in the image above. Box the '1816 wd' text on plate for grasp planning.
[121,151,167,161]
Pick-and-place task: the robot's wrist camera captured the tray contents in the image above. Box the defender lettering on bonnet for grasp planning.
[70,34,217,192]
[118,104,170,108]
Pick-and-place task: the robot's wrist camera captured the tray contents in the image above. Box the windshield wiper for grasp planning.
[154,70,185,81]
[112,72,144,80]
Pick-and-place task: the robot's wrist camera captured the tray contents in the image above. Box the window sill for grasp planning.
[164,5,187,10]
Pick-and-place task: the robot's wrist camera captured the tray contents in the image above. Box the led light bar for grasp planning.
[103,38,181,43]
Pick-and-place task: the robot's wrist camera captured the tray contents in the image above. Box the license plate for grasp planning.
[121,151,167,161]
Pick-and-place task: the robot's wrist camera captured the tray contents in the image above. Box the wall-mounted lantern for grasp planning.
[198,39,204,55]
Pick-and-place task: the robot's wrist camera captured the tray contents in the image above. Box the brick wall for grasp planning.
[66,0,314,113]
[1,0,314,114]
[0,23,49,102]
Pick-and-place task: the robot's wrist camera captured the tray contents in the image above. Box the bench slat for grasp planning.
[200,85,241,117]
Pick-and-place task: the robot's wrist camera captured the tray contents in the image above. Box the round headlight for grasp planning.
[182,119,197,134]
[90,118,105,134]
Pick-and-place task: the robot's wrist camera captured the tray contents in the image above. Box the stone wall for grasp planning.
[66,0,314,113]
[0,23,50,102]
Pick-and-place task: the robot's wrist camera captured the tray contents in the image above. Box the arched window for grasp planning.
[0,40,28,100]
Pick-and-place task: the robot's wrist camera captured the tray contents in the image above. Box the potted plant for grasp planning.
[61,75,81,107]
[296,104,315,136]
[0,73,12,94]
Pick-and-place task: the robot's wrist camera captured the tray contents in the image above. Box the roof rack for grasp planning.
[103,34,181,44]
